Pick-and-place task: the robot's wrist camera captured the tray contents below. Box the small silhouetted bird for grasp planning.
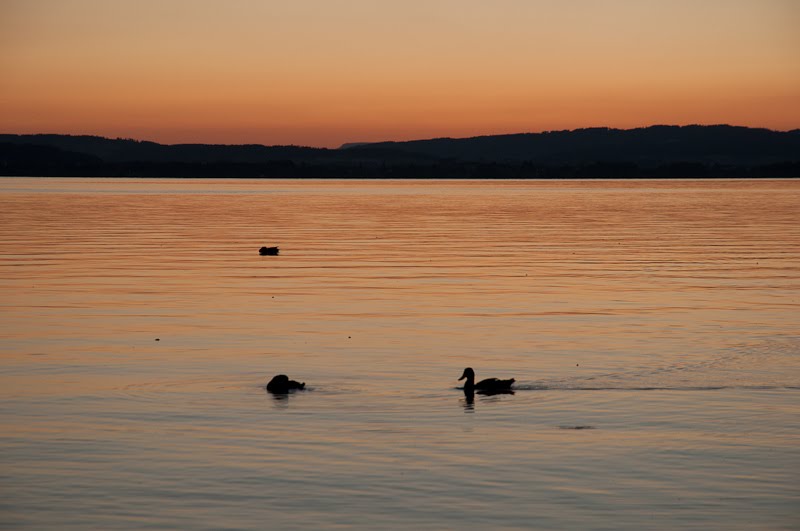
[266,374,305,393]
[458,367,514,393]
[259,246,279,256]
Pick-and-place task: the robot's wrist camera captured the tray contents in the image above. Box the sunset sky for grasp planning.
[2,0,798,147]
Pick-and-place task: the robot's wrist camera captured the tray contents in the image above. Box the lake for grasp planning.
[1,178,798,529]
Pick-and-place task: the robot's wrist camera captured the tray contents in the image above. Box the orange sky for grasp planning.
[1,0,799,147]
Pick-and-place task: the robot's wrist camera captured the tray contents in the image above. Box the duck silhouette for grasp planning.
[458,367,514,394]
[266,374,305,394]
[259,246,279,256]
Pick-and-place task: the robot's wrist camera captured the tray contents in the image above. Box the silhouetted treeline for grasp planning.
[1,125,798,178]
[358,125,800,166]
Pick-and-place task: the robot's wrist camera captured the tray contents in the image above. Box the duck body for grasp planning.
[266,374,305,394]
[459,367,514,393]
[259,246,279,256]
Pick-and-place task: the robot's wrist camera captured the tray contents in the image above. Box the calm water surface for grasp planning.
[1,178,798,529]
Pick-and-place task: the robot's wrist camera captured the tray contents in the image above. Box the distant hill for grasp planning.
[357,125,800,166]
[1,125,798,178]
[0,134,329,164]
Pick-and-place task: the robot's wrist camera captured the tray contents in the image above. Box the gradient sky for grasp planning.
[1,0,798,147]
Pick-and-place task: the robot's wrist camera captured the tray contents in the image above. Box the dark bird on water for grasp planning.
[259,246,279,256]
[266,374,305,394]
[458,367,514,393]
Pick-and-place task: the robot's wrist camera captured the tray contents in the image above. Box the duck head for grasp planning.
[458,367,475,383]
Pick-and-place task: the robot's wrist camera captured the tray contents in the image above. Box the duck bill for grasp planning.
[458,371,467,381]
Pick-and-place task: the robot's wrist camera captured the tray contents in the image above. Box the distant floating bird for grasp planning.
[458,367,514,393]
[259,246,279,256]
[266,374,305,394]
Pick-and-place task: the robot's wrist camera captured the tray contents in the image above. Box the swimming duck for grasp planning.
[458,367,514,393]
[259,246,279,256]
[266,374,305,394]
